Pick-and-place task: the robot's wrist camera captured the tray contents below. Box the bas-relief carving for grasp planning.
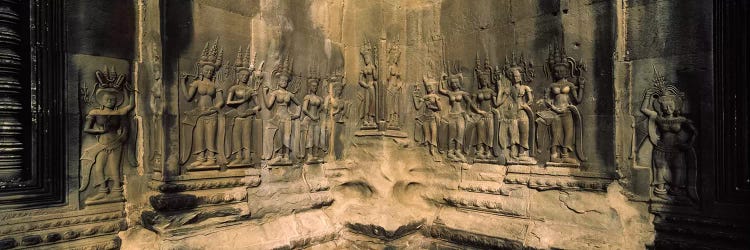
[472,56,497,163]
[79,67,136,205]
[149,43,165,172]
[358,41,378,129]
[536,42,587,167]
[386,41,403,130]
[260,57,302,166]
[300,66,326,164]
[438,65,485,163]
[413,75,443,161]
[499,54,536,165]
[179,38,227,171]
[324,71,348,160]
[636,67,698,204]
[225,46,261,168]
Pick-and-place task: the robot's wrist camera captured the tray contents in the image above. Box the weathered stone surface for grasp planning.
[5,0,746,249]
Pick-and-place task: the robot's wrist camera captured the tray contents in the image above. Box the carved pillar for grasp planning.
[0,0,26,182]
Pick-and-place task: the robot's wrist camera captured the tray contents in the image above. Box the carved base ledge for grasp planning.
[0,218,125,250]
[504,165,614,191]
[458,181,512,195]
[141,203,249,237]
[247,187,333,219]
[148,175,261,193]
[441,193,528,218]
[0,204,125,250]
[426,219,525,249]
[353,129,408,138]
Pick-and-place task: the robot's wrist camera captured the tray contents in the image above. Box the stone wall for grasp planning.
[2,0,749,250]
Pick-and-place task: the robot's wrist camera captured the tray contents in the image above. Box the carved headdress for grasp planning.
[94,66,128,107]
[307,64,321,84]
[474,53,493,85]
[360,40,377,65]
[388,41,401,64]
[273,55,293,79]
[544,38,585,80]
[233,45,255,73]
[327,68,345,94]
[198,38,224,69]
[503,52,535,84]
[648,66,685,113]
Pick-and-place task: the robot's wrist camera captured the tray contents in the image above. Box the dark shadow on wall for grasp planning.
[65,0,135,59]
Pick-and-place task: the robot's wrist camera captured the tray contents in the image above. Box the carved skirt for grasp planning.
[301,117,325,149]
[652,145,686,186]
[447,113,466,144]
[193,114,218,154]
[538,110,574,151]
[497,118,520,148]
[231,117,253,154]
[477,114,494,146]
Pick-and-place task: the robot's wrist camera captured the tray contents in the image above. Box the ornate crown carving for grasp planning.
[307,64,321,84]
[95,66,126,89]
[648,65,685,109]
[233,45,255,72]
[360,40,377,62]
[273,55,293,80]
[503,52,535,83]
[474,53,493,80]
[198,38,224,68]
[544,37,585,80]
[93,66,128,107]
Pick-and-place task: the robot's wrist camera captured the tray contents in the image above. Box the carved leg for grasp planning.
[203,151,217,166]
[105,147,123,199]
[87,152,109,203]
[230,120,243,165]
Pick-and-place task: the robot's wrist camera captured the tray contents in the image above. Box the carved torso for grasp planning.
[551,80,575,110]
[193,79,217,110]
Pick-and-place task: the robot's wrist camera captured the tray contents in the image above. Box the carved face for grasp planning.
[511,69,523,84]
[478,74,490,88]
[309,80,319,93]
[449,76,461,90]
[102,92,118,109]
[660,99,676,116]
[201,65,216,79]
[237,70,250,84]
[425,82,436,94]
[364,55,373,65]
[278,75,289,89]
[552,65,568,81]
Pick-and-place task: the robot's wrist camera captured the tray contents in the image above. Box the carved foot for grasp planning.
[202,158,217,166]
[189,157,206,167]
[85,192,107,204]
[228,157,244,166]
[562,157,579,164]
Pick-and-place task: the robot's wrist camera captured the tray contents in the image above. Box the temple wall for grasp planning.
[1,1,748,250]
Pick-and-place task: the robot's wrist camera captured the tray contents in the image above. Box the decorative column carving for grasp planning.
[0,0,26,182]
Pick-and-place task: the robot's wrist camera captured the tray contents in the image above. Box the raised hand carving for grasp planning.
[358,41,378,129]
[413,75,442,161]
[386,41,403,130]
[637,66,698,202]
[438,64,486,163]
[225,46,261,167]
[80,67,135,205]
[179,38,227,171]
[536,42,586,167]
[260,56,301,166]
[472,55,497,162]
[498,53,536,165]
[300,65,326,164]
